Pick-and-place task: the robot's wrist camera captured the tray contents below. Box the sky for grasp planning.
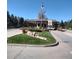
[7,0,72,21]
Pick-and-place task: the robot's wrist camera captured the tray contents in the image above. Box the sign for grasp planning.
[48,20,52,25]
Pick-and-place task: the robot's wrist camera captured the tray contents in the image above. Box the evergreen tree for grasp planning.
[14,16,18,27]
[19,17,24,27]
[7,11,10,28]
[60,20,65,28]
[10,14,15,27]
[7,11,13,28]
[64,19,72,29]
[53,21,59,30]
[7,11,25,28]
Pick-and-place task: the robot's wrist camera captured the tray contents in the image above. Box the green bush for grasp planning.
[29,29,42,32]
[22,29,27,34]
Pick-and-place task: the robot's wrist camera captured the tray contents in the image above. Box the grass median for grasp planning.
[7,31,56,45]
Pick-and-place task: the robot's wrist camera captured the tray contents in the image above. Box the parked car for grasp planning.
[47,26,54,30]
[58,28,66,32]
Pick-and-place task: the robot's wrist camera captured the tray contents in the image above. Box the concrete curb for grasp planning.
[44,41,59,47]
[7,41,59,47]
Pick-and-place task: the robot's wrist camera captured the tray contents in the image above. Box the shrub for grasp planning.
[29,29,42,32]
[22,29,27,34]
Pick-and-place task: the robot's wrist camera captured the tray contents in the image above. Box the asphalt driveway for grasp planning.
[7,29,72,59]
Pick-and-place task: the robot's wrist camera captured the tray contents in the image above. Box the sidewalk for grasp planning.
[7,29,22,37]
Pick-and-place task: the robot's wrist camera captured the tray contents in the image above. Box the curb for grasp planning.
[7,41,59,47]
[44,41,59,47]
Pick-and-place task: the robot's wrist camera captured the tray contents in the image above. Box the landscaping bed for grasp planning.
[7,31,56,45]
[21,27,49,32]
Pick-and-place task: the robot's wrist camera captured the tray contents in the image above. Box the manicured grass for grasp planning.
[7,31,56,45]
[39,31,56,43]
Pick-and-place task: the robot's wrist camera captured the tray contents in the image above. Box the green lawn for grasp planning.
[39,31,56,43]
[7,31,56,45]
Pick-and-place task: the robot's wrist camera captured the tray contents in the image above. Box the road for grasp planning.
[50,30,72,47]
[7,29,72,59]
